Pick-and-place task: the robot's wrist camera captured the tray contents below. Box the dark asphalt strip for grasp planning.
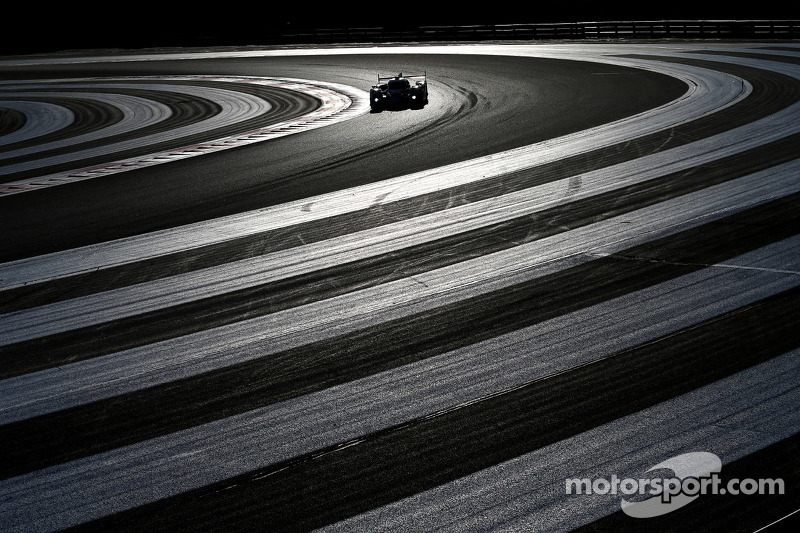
[573,432,800,533]
[2,57,796,306]
[0,107,26,138]
[2,193,798,480]
[2,132,799,376]
[69,286,800,532]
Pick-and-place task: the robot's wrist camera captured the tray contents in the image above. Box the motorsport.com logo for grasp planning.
[565,452,785,518]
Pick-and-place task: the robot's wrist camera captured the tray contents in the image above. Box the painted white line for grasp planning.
[752,509,800,533]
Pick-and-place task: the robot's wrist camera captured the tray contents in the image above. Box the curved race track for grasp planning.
[0,42,799,532]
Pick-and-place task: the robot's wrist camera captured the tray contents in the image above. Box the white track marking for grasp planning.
[752,509,800,533]
[0,101,75,146]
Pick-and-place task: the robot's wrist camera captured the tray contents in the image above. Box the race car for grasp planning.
[370,72,428,111]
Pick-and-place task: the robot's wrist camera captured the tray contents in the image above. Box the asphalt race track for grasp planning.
[1,41,799,532]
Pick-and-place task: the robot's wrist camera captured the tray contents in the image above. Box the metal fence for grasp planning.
[277,20,800,44]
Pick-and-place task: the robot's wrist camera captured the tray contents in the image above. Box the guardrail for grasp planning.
[276,20,800,44]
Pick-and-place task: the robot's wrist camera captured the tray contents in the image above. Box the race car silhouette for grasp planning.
[370,72,428,111]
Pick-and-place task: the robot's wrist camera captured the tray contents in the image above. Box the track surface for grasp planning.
[1,42,799,532]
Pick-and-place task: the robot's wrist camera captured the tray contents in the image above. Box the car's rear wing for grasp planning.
[376,72,427,84]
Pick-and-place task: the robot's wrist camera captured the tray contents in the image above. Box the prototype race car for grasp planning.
[370,72,428,111]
